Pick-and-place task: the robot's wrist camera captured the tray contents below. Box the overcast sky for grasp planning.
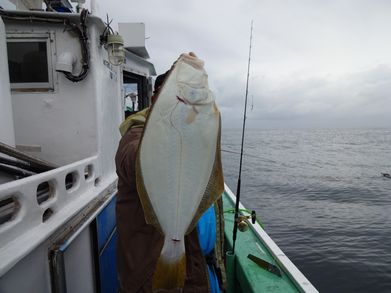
[7,0,391,128]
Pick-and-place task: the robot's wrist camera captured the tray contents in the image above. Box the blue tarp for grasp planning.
[197,205,220,293]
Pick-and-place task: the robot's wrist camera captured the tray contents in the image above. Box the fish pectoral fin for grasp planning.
[186,106,199,124]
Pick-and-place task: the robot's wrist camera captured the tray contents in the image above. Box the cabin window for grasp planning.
[123,71,149,118]
[123,82,139,116]
[6,33,54,91]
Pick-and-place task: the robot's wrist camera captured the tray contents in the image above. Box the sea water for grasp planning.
[222,128,391,293]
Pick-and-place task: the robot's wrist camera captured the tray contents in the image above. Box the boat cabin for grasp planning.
[0,1,155,292]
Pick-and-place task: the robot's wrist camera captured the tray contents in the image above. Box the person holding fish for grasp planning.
[115,53,225,293]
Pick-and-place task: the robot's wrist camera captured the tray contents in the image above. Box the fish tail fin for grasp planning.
[152,238,186,290]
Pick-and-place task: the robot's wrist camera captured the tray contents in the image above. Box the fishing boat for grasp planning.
[0,1,318,292]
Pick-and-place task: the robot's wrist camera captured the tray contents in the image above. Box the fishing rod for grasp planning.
[231,20,253,254]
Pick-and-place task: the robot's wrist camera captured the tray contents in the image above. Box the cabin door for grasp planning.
[123,71,152,118]
[48,196,118,293]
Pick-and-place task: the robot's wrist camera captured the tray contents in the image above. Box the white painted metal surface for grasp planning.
[119,22,149,58]
[0,241,51,292]
[9,0,41,10]
[0,1,16,10]
[0,9,155,292]
[64,227,96,293]
[0,155,102,275]
[123,50,156,77]
[224,183,319,293]
[0,18,15,147]
[8,21,106,166]
[0,182,117,293]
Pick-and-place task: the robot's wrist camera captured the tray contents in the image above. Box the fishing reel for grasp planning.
[236,210,256,232]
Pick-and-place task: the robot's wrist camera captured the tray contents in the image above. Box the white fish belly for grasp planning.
[137,53,223,290]
[140,101,219,242]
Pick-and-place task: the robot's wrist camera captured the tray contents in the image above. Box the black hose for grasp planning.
[0,163,34,178]
[62,9,89,82]
[0,156,42,173]
[0,8,90,82]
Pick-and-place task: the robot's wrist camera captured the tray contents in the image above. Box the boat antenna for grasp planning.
[232,20,253,254]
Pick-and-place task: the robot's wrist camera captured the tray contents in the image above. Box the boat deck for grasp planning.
[223,189,317,292]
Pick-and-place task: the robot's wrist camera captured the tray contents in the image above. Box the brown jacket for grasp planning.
[115,126,209,293]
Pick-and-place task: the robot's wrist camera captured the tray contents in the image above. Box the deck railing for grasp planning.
[0,155,117,276]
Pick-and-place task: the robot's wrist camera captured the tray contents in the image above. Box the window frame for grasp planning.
[6,32,56,91]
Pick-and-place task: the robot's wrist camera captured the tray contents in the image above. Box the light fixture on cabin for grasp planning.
[100,15,125,66]
[106,34,125,66]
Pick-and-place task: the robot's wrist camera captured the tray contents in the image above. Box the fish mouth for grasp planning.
[176,95,189,105]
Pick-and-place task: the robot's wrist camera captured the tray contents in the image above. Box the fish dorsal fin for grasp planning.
[186,112,224,234]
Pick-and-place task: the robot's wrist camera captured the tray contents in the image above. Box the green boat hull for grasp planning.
[222,187,318,293]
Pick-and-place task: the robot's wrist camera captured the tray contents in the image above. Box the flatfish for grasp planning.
[136,52,224,290]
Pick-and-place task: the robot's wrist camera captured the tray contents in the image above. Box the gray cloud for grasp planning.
[239,65,391,128]
[96,0,391,129]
